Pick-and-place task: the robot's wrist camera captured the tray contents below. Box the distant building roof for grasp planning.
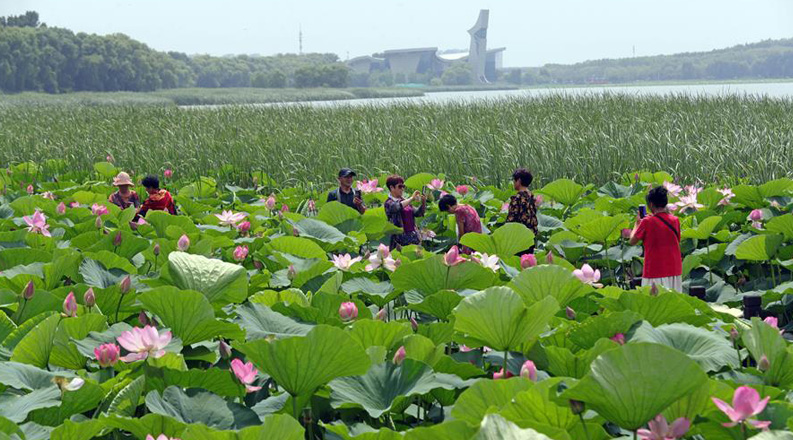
[437,52,469,61]
[382,47,439,55]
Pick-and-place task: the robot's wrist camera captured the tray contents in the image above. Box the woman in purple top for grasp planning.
[384,175,427,250]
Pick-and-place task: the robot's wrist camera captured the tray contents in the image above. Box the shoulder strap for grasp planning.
[654,214,680,241]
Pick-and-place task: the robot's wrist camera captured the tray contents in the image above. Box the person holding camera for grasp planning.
[327,168,366,214]
[629,186,683,292]
[384,175,426,249]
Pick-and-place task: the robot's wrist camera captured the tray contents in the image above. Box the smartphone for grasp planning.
[638,205,647,218]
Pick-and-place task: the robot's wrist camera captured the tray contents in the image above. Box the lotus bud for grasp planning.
[138,311,149,326]
[119,275,131,294]
[177,234,190,251]
[456,185,469,195]
[493,368,513,380]
[375,308,387,322]
[23,281,35,300]
[287,265,297,280]
[520,254,537,270]
[56,377,85,392]
[610,333,626,345]
[94,343,120,368]
[265,195,276,210]
[570,400,586,415]
[650,283,659,297]
[339,302,358,322]
[545,252,554,264]
[764,316,779,329]
[634,173,640,183]
[730,327,740,343]
[758,354,770,372]
[106,154,114,163]
[520,360,537,381]
[233,245,249,262]
[535,195,544,206]
[307,199,316,214]
[153,243,161,256]
[621,228,632,240]
[219,340,232,359]
[113,231,123,247]
[565,306,576,320]
[393,346,406,365]
[57,202,66,214]
[749,209,763,222]
[95,216,103,229]
[292,227,299,237]
[281,204,289,213]
[26,184,34,194]
[163,169,173,179]
[410,317,418,332]
[237,221,251,234]
[253,260,264,270]
[83,288,96,308]
[63,292,77,317]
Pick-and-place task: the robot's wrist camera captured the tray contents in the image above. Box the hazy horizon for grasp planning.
[2,0,792,67]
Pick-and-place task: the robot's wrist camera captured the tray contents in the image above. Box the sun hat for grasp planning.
[113,172,134,187]
[338,168,357,178]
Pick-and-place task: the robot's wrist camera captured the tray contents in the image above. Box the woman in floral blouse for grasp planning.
[506,168,539,254]
[384,175,427,250]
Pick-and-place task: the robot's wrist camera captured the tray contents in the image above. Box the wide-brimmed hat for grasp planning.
[113,172,134,186]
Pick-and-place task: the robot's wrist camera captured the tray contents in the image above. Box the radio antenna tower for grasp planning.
[299,24,303,55]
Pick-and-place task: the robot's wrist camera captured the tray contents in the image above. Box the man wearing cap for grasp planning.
[327,168,365,214]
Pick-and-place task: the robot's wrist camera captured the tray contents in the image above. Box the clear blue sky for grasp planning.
[3,0,792,67]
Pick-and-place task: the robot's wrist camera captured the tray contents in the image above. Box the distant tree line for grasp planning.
[0,11,349,93]
[506,39,793,86]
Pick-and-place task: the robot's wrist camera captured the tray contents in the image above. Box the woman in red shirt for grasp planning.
[137,175,177,218]
[438,194,482,254]
[629,186,683,292]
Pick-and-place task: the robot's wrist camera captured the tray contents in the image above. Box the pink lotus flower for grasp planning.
[393,346,406,365]
[427,178,444,191]
[306,198,317,214]
[520,360,537,381]
[332,254,362,271]
[749,209,763,222]
[177,234,190,251]
[456,185,469,195]
[366,244,398,272]
[237,221,251,234]
[23,210,51,237]
[752,221,764,230]
[215,210,246,227]
[62,377,84,391]
[712,386,771,430]
[83,288,96,308]
[621,228,632,240]
[674,193,704,212]
[663,181,683,198]
[163,169,173,179]
[473,252,500,272]
[493,368,513,380]
[520,254,537,270]
[501,202,510,213]
[535,195,543,206]
[356,179,382,194]
[230,358,262,393]
[265,195,276,210]
[375,308,387,321]
[573,264,601,286]
[611,333,626,345]
[41,191,55,200]
[26,184,34,194]
[637,414,690,440]
[63,292,77,317]
[443,246,465,267]
[146,435,180,440]
[70,201,80,208]
[764,316,778,328]
[116,326,172,362]
[94,343,120,368]
[57,202,66,214]
[233,245,249,262]
[91,204,109,216]
[339,302,358,321]
[419,228,436,241]
[718,188,735,206]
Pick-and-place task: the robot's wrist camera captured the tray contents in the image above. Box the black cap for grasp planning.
[338,168,356,178]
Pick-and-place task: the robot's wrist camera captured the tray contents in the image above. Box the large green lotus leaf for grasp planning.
[145,386,259,430]
[748,432,793,440]
[0,361,74,390]
[79,258,131,289]
[735,234,784,261]
[317,201,361,226]
[537,179,585,207]
[329,358,466,418]
[323,423,402,440]
[0,248,52,271]
[10,313,60,368]
[408,290,462,321]
[71,322,134,358]
[451,377,533,425]
[178,414,305,440]
[568,310,643,349]
[404,173,436,190]
[29,378,105,426]
[630,322,738,372]
[50,314,108,369]
[71,230,149,260]
[341,278,397,308]
[0,313,14,345]
[144,366,245,399]
[509,265,593,308]
[145,210,200,237]
[109,376,146,417]
[454,288,558,351]
[474,414,556,440]
[392,256,496,296]
[12,288,63,325]
[139,287,243,345]
[732,185,766,208]
[499,380,578,431]
[178,177,217,198]
[767,215,793,241]
[663,379,719,423]
[83,250,137,274]
[347,320,412,351]
[403,420,477,440]
[682,216,723,240]
[167,252,248,304]
[571,215,628,243]
[43,250,82,290]
[760,178,793,197]
[49,419,105,440]
[250,289,310,308]
[234,302,314,341]
[99,413,187,440]
[544,338,620,379]
[608,291,706,327]
[239,325,370,400]
[460,223,535,260]
[741,317,793,388]
[293,218,347,244]
[0,386,61,423]
[561,342,708,430]
[269,236,327,260]
[2,312,54,350]
[93,161,117,178]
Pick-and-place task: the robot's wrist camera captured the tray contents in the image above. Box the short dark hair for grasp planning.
[438,194,458,212]
[385,175,404,190]
[512,168,533,187]
[646,186,668,209]
[141,175,160,189]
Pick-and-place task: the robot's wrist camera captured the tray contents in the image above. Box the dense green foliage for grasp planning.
[0,164,792,439]
[1,94,792,187]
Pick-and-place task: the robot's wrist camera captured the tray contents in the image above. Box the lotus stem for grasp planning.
[579,413,591,440]
[114,294,124,323]
[293,394,300,421]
